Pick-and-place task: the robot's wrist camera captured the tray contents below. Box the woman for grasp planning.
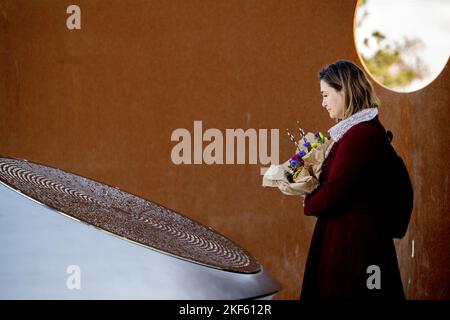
[301,60,405,300]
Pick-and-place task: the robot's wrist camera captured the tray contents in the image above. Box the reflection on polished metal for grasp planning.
[0,156,280,299]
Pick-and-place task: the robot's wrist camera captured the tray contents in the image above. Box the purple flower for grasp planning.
[299,150,306,157]
[303,141,311,148]
[291,153,301,162]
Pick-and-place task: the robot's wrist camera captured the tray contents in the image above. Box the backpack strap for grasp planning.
[386,130,393,143]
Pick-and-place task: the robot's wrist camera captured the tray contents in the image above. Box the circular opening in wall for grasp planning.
[354,0,450,93]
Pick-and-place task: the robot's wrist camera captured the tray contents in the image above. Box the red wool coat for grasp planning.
[301,116,405,300]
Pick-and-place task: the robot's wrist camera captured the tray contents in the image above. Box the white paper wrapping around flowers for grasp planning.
[262,164,288,187]
[262,136,332,196]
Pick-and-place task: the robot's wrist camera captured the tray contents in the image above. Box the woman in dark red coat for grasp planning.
[301,60,405,300]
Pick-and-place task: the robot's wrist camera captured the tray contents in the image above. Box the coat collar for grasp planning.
[324,107,378,160]
[328,107,378,142]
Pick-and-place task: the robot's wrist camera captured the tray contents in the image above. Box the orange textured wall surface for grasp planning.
[0,0,448,299]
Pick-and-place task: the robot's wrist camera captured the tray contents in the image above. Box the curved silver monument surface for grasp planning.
[0,156,280,299]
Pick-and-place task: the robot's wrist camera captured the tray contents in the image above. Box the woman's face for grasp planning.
[320,80,345,120]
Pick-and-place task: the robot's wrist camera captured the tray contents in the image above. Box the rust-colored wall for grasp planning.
[0,0,448,299]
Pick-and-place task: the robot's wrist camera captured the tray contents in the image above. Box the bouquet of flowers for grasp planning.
[262,122,332,196]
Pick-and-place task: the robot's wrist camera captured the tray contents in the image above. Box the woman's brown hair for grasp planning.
[319,60,380,121]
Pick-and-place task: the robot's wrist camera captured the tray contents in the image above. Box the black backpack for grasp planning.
[382,130,414,239]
